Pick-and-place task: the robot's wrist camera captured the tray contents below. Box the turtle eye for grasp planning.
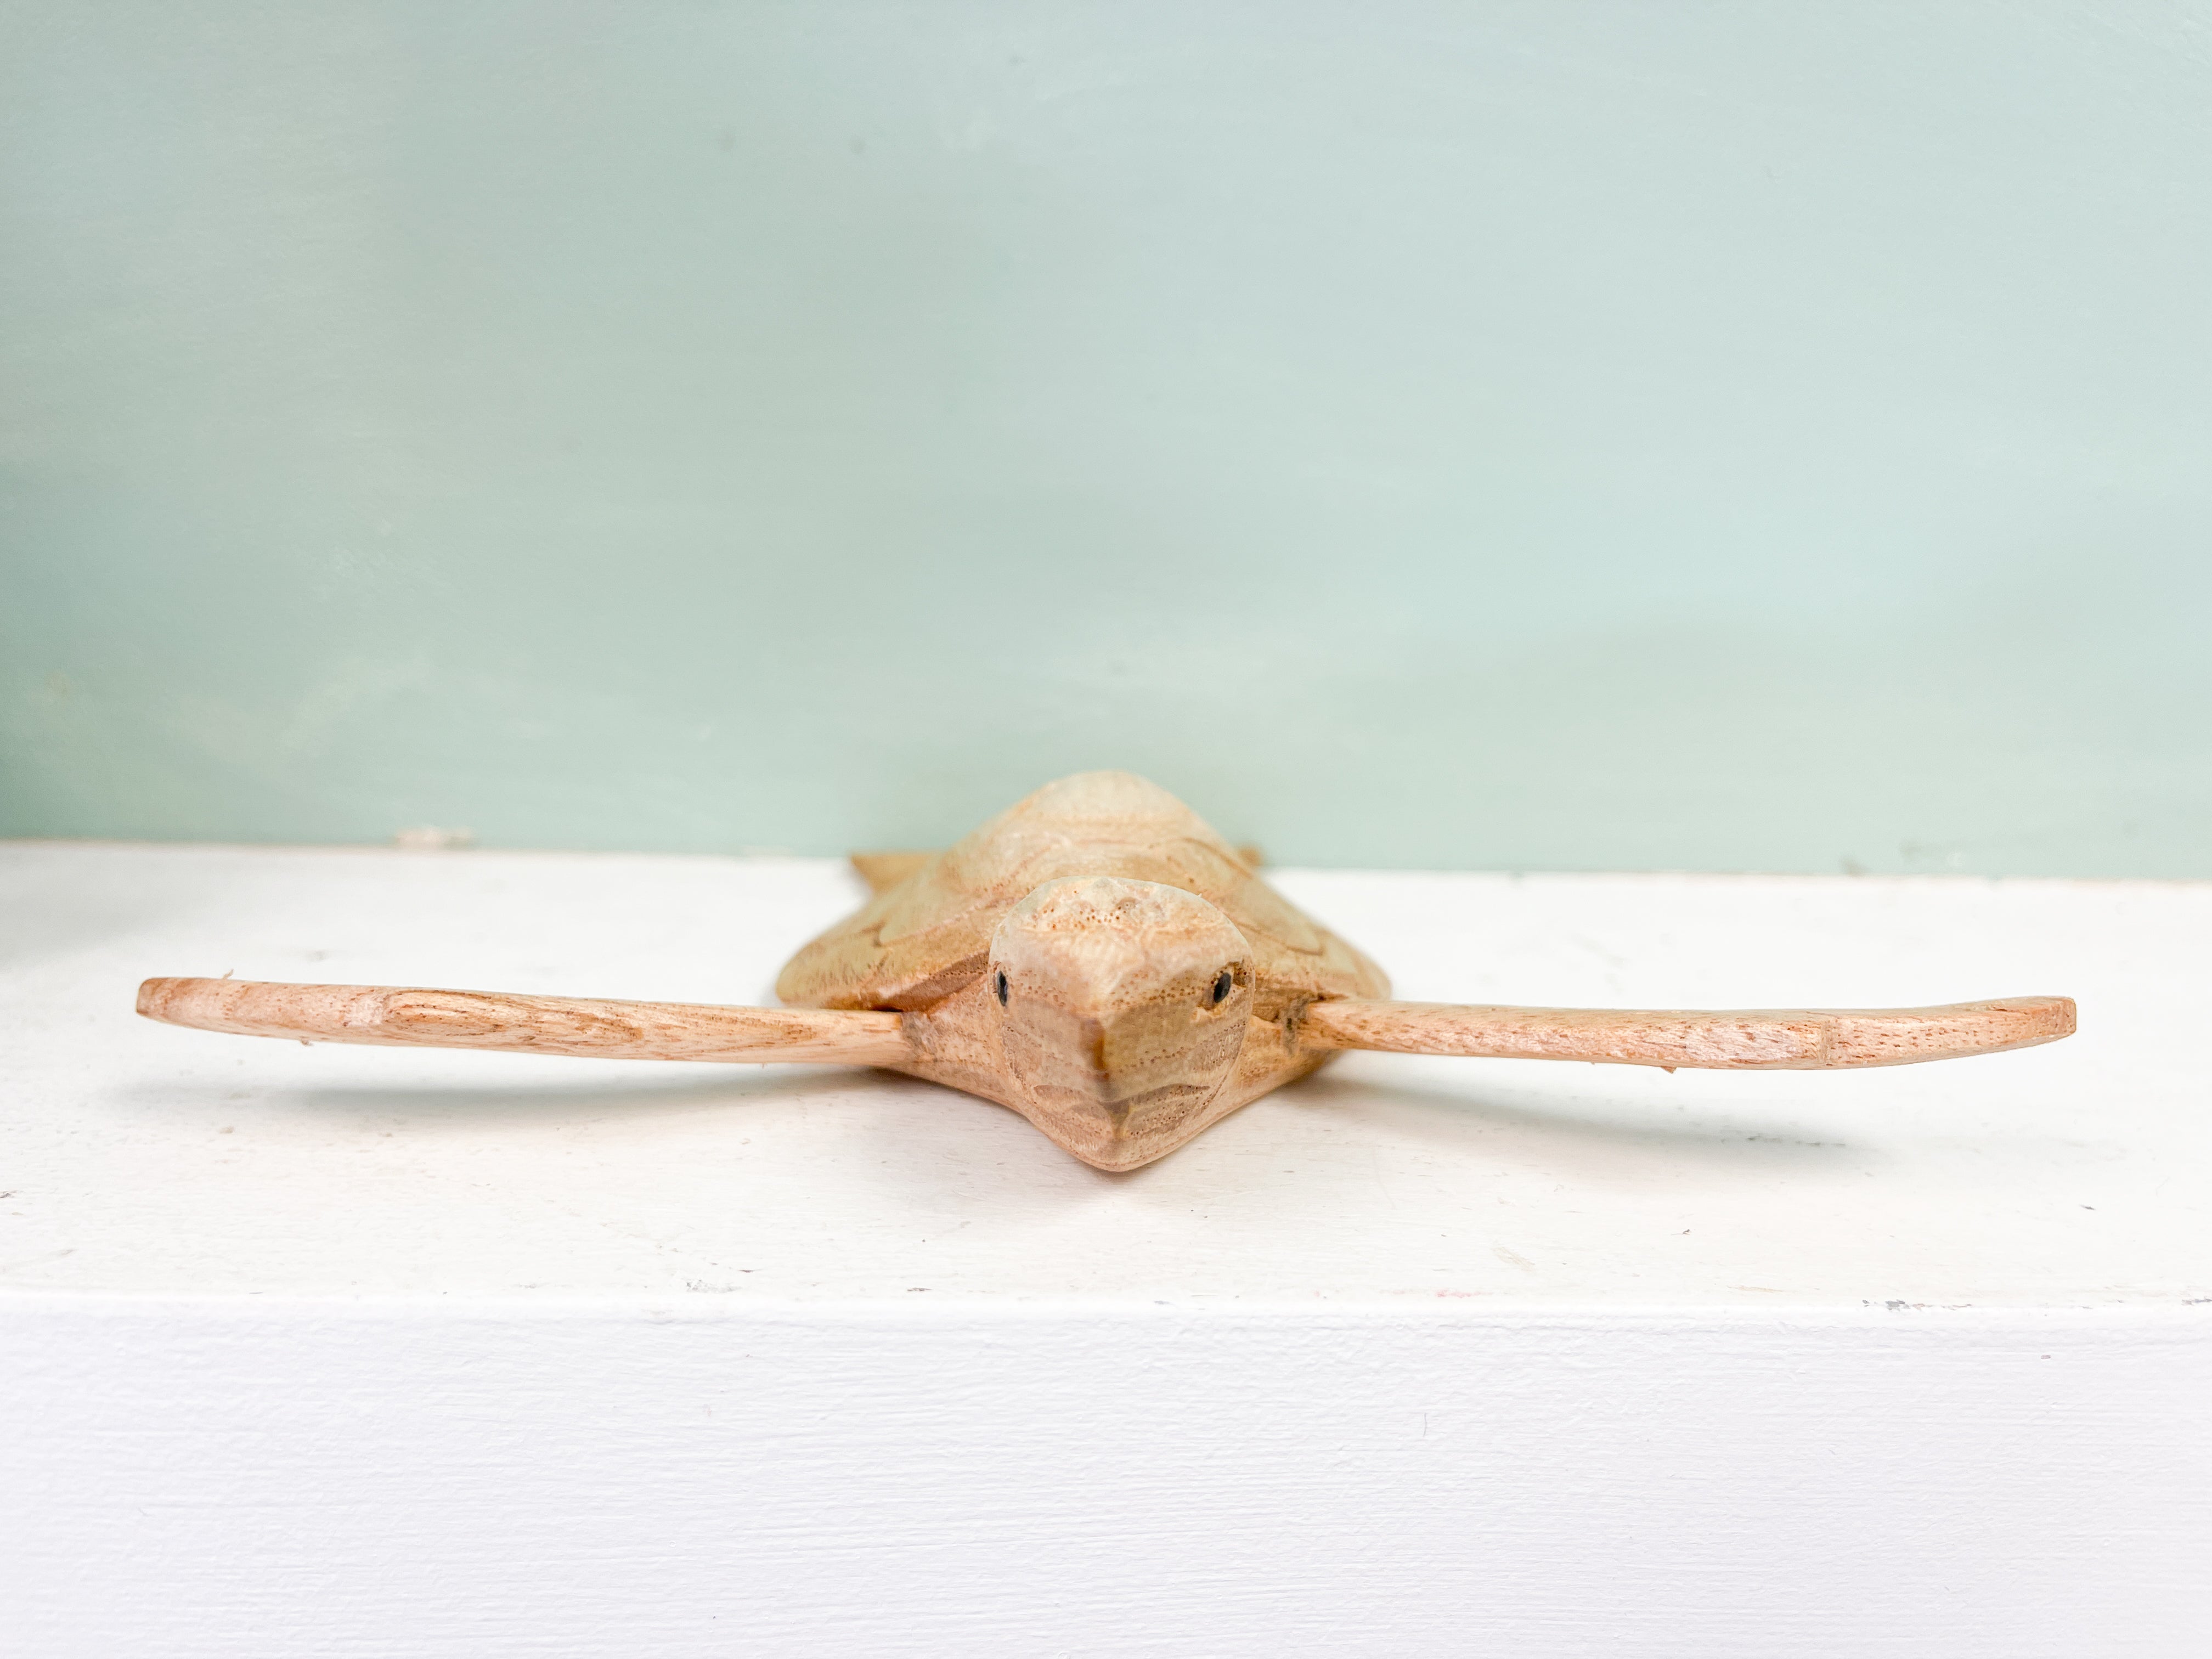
[1210,970,1234,1006]
[995,970,1010,1006]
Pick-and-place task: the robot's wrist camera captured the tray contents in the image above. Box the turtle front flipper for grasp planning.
[1297,996,2074,1070]
[137,978,911,1065]
[848,850,939,894]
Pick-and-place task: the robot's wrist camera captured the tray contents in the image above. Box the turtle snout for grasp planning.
[1091,967,1254,1107]
[987,876,1255,1142]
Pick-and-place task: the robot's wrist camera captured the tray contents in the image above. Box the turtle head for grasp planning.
[985,876,1254,1169]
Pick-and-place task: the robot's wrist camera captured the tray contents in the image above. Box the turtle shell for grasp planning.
[775,771,1390,1013]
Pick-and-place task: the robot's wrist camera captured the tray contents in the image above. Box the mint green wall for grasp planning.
[5,3,2208,872]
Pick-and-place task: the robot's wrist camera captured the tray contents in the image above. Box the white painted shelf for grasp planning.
[4,843,2208,1655]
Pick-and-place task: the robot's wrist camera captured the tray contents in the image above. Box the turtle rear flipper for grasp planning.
[1299,995,2074,1070]
[849,850,938,894]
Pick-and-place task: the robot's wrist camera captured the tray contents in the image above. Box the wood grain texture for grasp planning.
[775,773,1390,1167]
[136,977,911,1065]
[132,773,2079,1171]
[890,874,1338,1171]
[780,772,1386,1014]
[850,842,1263,898]
[60,842,2171,1305]
[1298,995,2076,1069]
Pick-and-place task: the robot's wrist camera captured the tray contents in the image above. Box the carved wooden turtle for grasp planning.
[139,771,2075,1170]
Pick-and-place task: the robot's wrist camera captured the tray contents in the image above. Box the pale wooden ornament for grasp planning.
[138,771,2075,1171]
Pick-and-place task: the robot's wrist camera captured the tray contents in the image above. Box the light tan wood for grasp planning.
[136,771,2080,1172]
[136,977,911,1065]
[783,773,1380,1014]
[849,850,937,895]
[1297,995,2076,1069]
[853,842,1261,894]
[777,772,1386,1169]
